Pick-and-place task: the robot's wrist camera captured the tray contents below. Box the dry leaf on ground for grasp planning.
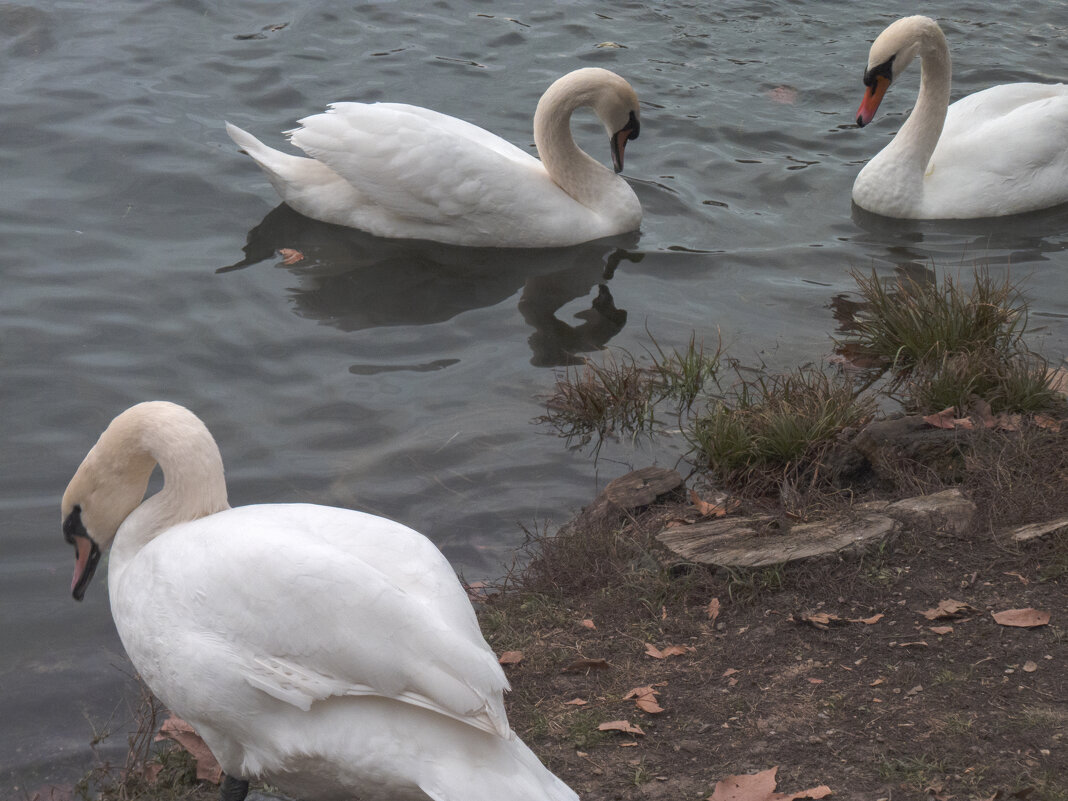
[708,597,721,622]
[929,626,953,635]
[156,714,223,783]
[1033,414,1062,433]
[498,650,524,665]
[920,599,976,620]
[624,685,664,714]
[645,642,693,659]
[277,248,304,265]
[598,719,645,735]
[709,767,777,801]
[708,766,832,801]
[580,618,596,630]
[691,488,729,517]
[992,608,1050,628]
[1023,661,1038,673]
[561,657,610,673]
[564,698,588,706]
[923,407,958,429]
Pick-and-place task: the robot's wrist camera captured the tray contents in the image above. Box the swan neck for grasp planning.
[533,81,614,208]
[107,405,230,567]
[899,26,952,170]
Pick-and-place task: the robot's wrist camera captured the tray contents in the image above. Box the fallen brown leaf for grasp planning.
[929,626,953,635]
[277,248,304,265]
[708,597,722,622]
[851,613,884,625]
[645,642,693,659]
[1023,661,1038,673]
[498,650,524,665]
[709,766,777,801]
[690,488,731,518]
[598,719,645,735]
[923,406,958,429]
[723,668,740,677]
[561,657,610,673]
[624,685,665,714]
[156,715,223,784]
[564,698,588,706]
[580,618,596,630]
[1033,413,1062,433]
[992,608,1050,628]
[920,599,976,620]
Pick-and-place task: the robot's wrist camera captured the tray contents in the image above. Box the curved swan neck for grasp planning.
[533,72,619,209]
[895,18,952,171]
[91,402,230,563]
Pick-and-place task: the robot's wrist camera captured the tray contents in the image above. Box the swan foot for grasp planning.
[220,774,250,801]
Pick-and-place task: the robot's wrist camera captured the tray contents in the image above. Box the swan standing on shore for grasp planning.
[226,68,641,247]
[62,401,578,801]
[852,15,1068,219]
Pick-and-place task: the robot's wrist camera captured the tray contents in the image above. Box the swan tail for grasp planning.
[225,121,319,186]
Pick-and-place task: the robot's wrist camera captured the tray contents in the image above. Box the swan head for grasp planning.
[856,16,932,126]
[61,401,228,601]
[535,68,641,174]
[62,432,155,601]
[585,70,641,173]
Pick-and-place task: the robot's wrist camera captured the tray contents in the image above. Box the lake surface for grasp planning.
[2,0,1066,793]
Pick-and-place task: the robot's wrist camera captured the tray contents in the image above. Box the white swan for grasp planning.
[62,401,578,801]
[852,15,1068,219]
[225,67,642,248]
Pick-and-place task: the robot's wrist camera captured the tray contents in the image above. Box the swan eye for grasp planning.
[63,504,85,545]
[863,58,895,92]
[624,111,640,141]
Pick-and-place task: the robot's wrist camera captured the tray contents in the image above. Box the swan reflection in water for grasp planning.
[849,201,1068,270]
[221,204,642,367]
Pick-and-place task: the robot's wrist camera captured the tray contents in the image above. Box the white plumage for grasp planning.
[62,401,577,801]
[852,15,1068,219]
[226,67,642,247]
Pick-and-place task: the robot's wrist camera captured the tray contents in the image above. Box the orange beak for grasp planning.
[856,75,890,127]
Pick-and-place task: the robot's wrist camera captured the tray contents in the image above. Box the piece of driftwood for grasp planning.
[657,513,899,568]
[571,466,685,531]
[1005,515,1068,543]
[882,488,976,535]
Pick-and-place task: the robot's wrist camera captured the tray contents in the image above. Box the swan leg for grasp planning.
[219,774,250,801]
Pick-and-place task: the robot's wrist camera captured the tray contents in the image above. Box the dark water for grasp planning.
[2,0,1066,793]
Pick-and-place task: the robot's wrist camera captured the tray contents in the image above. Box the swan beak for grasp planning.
[856,75,890,127]
[64,508,101,601]
[610,112,641,174]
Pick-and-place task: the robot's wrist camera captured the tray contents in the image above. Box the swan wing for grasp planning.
[926,83,1068,215]
[119,504,510,739]
[286,102,560,231]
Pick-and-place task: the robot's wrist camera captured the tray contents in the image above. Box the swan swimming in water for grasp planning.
[852,15,1068,219]
[63,401,578,801]
[226,67,642,248]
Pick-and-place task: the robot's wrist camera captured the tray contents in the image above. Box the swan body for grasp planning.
[852,15,1068,219]
[226,67,642,247]
[62,401,578,801]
